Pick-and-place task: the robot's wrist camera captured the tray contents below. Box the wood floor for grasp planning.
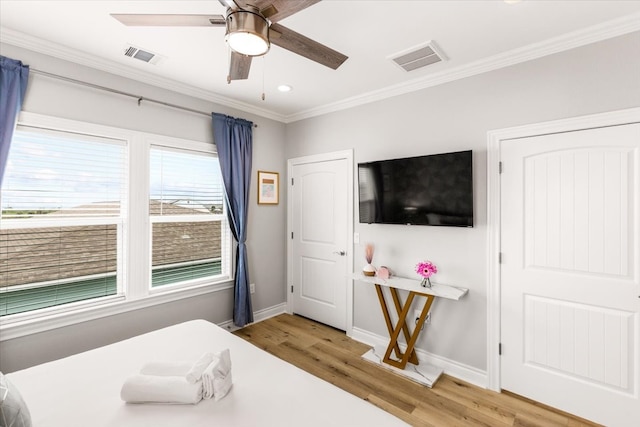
[233,314,601,427]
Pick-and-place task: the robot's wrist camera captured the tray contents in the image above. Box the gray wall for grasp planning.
[2,31,639,375]
[284,32,640,372]
[0,43,287,372]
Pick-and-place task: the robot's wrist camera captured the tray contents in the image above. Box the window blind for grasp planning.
[149,146,228,288]
[150,147,224,216]
[0,127,126,316]
[2,126,126,218]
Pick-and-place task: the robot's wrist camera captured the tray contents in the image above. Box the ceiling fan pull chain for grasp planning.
[227,45,232,84]
[261,56,266,101]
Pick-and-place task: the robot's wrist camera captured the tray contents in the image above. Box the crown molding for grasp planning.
[2,12,639,125]
[284,12,640,123]
[0,27,288,123]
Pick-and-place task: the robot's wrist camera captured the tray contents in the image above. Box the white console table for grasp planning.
[353,273,468,387]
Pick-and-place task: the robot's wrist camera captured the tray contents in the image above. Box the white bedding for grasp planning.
[7,320,408,426]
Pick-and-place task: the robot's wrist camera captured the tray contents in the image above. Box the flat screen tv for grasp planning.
[358,150,473,227]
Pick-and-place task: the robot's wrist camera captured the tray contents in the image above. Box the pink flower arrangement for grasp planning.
[415,261,437,278]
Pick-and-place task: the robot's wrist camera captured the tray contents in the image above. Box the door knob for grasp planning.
[333,250,346,256]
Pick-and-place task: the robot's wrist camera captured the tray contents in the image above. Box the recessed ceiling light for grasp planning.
[278,85,292,92]
[504,0,522,4]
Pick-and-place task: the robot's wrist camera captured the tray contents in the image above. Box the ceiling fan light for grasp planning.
[228,32,269,56]
[226,10,270,56]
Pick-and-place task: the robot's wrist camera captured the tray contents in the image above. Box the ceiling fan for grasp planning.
[111,0,348,83]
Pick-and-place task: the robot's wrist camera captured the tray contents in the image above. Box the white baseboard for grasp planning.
[350,326,488,389]
[218,303,287,332]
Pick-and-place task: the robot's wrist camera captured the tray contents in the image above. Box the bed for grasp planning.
[5,319,408,426]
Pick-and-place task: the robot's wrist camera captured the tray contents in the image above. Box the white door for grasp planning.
[289,153,351,330]
[500,123,640,426]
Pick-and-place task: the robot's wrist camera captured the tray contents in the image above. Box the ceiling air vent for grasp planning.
[389,41,447,72]
[123,44,164,65]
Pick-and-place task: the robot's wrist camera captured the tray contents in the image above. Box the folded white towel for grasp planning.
[215,349,232,376]
[139,354,213,384]
[139,361,192,377]
[202,363,215,400]
[121,375,203,405]
[186,352,214,384]
[213,371,233,402]
[202,349,232,401]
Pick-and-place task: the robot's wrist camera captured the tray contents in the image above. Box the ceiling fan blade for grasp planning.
[228,52,252,81]
[111,14,226,27]
[270,23,347,70]
[253,0,321,23]
[218,0,241,11]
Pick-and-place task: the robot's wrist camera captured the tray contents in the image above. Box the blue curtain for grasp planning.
[212,112,254,327]
[0,56,30,185]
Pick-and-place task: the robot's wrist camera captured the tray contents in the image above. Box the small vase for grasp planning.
[363,263,376,277]
[420,277,432,288]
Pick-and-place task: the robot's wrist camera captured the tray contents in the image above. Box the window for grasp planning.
[0,126,126,316]
[149,146,230,289]
[0,115,232,325]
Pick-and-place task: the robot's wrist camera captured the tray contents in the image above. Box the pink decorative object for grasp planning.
[364,243,374,264]
[415,261,437,278]
[363,243,375,276]
[377,266,390,280]
[415,260,437,288]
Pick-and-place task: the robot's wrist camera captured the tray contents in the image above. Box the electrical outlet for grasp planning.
[414,309,431,330]
[250,283,255,294]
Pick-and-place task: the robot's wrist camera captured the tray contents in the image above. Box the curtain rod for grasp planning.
[30,68,257,127]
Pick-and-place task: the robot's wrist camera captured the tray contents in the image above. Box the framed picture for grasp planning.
[257,171,279,205]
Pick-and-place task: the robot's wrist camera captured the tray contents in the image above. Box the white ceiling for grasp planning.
[1,1,640,122]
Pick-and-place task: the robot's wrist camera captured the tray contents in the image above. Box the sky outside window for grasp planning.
[150,147,224,216]
[1,128,125,218]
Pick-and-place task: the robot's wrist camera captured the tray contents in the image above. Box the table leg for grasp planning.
[383,291,435,370]
[400,293,434,367]
[389,288,420,365]
[374,284,404,360]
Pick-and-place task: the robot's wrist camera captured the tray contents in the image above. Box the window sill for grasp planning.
[0,280,234,341]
